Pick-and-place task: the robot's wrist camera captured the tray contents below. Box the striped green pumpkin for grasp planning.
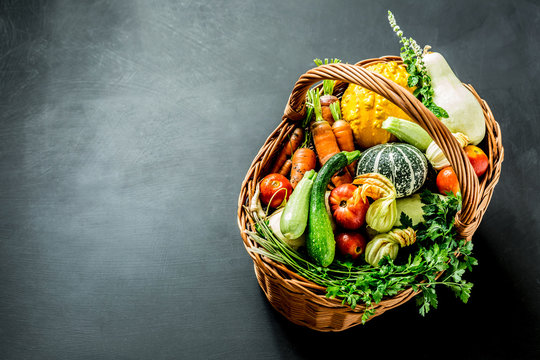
[356,143,428,198]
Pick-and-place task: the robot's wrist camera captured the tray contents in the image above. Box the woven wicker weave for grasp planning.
[237,56,504,332]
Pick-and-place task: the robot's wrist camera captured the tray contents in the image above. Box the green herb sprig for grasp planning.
[246,190,475,324]
[387,11,448,119]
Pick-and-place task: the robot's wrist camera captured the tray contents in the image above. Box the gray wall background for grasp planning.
[0,0,538,359]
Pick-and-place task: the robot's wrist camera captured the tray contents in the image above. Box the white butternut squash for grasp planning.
[423,52,486,145]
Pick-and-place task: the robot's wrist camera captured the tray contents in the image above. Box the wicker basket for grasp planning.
[237,56,504,332]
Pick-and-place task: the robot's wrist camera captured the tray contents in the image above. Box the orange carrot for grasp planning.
[270,127,304,174]
[332,120,355,152]
[320,94,339,125]
[331,168,353,187]
[278,159,293,177]
[311,122,352,186]
[311,120,341,166]
[332,120,357,176]
[290,147,316,188]
[330,102,357,176]
[313,58,341,125]
[309,89,352,187]
[310,90,341,166]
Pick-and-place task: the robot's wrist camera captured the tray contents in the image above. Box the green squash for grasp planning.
[356,143,428,198]
[394,193,446,227]
[394,193,425,226]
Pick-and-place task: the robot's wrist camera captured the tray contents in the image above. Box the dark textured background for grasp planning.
[0,0,538,359]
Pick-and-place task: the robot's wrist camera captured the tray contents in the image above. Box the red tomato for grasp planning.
[259,173,293,208]
[464,145,489,177]
[335,232,367,260]
[329,184,369,230]
[436,166,460,196]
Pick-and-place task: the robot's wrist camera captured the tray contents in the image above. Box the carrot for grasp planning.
[270,127,304,174]
[309,89,351,187]
[310,95,341,166]
[311,120,340,166]
[332,120,355,153]
[331,168,353,187]
[314,58,341,125]
[320,95,339,125]
[331,102,357,176]
[290,147,316,188]
[278,159,293,177]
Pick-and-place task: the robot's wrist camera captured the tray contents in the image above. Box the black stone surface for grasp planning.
[0,1,538,359]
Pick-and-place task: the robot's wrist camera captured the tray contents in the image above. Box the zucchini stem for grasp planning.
[344,150,361,165]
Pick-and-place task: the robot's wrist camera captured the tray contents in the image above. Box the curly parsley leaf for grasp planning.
[248,189,476,324]
[398,212,414,229]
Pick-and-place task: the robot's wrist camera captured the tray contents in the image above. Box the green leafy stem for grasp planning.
[388,10,449,119]
[246,190,476,324]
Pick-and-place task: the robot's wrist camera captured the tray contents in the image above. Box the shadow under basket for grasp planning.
[237,56,504,332]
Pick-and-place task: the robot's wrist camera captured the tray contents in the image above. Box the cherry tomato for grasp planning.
[329,184,369,230]
[259,173,293,208]
[436,166,460,196]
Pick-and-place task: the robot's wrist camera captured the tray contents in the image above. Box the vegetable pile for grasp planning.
[245,11,488,323]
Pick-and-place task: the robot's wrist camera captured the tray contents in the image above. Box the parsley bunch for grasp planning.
[387,11,449,119]
[406,191,477,315]
[247,190,476,324]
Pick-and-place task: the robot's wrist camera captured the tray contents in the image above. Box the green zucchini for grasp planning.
[280,169,317,240]
[307,151,361,267]
[381,116,432,152]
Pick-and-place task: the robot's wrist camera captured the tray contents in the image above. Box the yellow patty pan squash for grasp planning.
[341,61,416,149]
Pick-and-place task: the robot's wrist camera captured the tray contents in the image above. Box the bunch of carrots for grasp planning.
[269,58,357,188]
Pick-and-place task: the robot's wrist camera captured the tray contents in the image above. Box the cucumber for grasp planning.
[307,151,361,267]
[280,169,317,240]
[381,116,432,152]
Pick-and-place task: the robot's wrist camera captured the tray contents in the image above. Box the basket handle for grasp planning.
[283,62,481,240]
